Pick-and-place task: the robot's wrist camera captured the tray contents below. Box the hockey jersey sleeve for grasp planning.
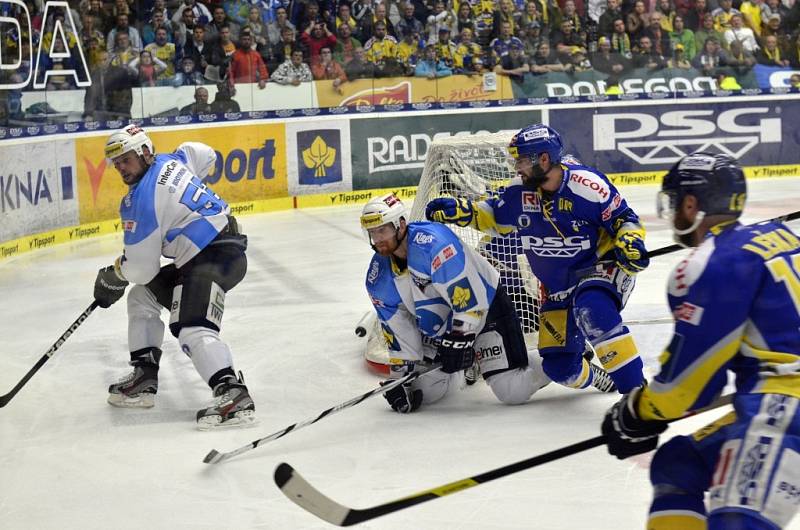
[118,176,163,284]
[174,142,218,179]
[636,241,759,421]
[469,179,527,237]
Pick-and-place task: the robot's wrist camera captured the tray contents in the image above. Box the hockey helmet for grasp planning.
[507,124,563,164]
[104,124,154,161]
[657,152,746,221]
[360,193,408,238]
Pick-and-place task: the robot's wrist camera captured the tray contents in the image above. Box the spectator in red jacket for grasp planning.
[300,20,338,64]
[228,31,269,88]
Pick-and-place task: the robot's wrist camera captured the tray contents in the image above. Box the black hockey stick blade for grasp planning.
[647,209,800,259]
[275,394,734,526]
[275,435,606,526]
[0,301,99,408]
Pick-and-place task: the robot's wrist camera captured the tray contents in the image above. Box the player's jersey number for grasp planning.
[180,176,225,216]
[766,254,800,316]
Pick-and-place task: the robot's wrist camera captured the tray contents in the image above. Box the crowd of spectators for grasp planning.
[2,0,800,121]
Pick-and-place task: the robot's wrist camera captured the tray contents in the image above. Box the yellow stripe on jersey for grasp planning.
[596,229,615,258]
[691,411,737,442]
[647,511,706,530]
[740,339,800,399]
[594,333,639,373]
[638,328,743,420]
[473,201,516,236]
[565,358,591,388]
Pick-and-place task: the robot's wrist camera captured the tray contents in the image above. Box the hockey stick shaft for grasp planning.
[0,301,99,408]
[647,209,800,259]
[275,394,734,526]
[203,366,441,464]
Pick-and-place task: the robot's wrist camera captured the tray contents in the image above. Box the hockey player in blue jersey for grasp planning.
[92,125,256,430]
[425,124,646,394]
[602,152,800,530]
[360,193,550,413]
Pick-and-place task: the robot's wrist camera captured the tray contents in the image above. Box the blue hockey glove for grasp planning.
[602,387,668,459]
[425,198,475,227]
[94,264,129,308]
[380,380,423,413]
[437,331,476,374]
[614,226,649,275]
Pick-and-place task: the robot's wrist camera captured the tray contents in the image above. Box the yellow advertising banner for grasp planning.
[315,74,514,108]
[76,123,287,223]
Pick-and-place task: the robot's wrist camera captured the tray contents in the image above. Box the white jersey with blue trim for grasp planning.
[118,142,228,285]
[365,222,500,360]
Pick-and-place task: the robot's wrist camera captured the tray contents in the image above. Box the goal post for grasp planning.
[363,132,542,374]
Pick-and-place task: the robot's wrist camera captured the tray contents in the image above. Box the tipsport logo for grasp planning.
[592,108,781,165]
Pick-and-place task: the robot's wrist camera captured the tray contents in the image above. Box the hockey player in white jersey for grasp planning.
[92,124,256,430]
[360,193,549,413]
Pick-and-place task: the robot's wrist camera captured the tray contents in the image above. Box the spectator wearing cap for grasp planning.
[494,40,529,82]
[761,13,789,48]
[490,20,524,58]
[179,86,212,114]
[426,1,457,44]
[229,31,269,88]
[396,30,422,75]
[271,48,314,84]
[760,0,788,33]
[670,15,696,59]
[756,34,789,66]
[311,46,346,91]
[434,26,458,68]
[723,13,758,52]
[396,2,424,39]
[518,21,544,57]
[334,22,362,64]
[591,35,629,74]
[667,42,691,68]
[414,43,453,78]
[566,46,592,72]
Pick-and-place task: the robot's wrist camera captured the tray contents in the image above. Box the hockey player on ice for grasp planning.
[360,193,550,413]
[603,152,800,530]
[426,124,648,394]
[92,125,256,430]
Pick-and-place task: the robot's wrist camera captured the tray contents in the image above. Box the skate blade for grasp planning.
[107,393,155,408]
[197,409,258,431]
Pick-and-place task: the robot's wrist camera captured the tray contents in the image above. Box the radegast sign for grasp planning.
[350,110,539,189]
[550,100,791,173]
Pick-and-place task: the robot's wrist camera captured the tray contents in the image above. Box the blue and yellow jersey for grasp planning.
[470,163,639,295]
[638,221,800,420]
[365,222,500,360]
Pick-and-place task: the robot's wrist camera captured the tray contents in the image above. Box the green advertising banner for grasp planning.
[350,109,541,189]
[511,67,758,98]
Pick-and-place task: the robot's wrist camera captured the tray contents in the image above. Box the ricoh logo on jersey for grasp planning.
[521,235,591,257]
[570,173,609,200]
[521,191,540,212]
[593,108,781,165]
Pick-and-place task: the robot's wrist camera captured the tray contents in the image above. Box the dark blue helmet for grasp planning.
[658,152,747,219]
[508,124,563,163]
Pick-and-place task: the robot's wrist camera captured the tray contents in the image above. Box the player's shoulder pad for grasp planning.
[565,168,613,204]
[407,222,462,274]
[366,253,391,287]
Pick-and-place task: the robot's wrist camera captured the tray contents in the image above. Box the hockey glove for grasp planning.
[425,198,475,227]
[94,264,129,308]
[437,331,476,374]
[380,380,423,413]
[614,226,649,275]
[602,387,668,459]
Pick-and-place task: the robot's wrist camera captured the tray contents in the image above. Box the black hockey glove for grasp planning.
[437,331,476,374]
[380,380,423,413]
[602,387,668,460]
[94,265,129,308]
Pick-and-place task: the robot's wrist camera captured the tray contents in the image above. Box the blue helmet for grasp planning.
[508,124,564,163]
[658,152,746,220]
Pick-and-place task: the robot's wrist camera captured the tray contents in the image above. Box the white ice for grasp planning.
[2,178,800,530]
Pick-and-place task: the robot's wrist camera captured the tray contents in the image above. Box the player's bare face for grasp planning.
[113,151,146,185]
[368,224,399,256]
[515,157,534,182]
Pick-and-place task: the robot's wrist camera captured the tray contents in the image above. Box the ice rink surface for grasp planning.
[2,177,800,530]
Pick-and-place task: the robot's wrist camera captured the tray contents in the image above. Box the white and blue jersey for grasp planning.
[365,222,500,361]
[119,142,228,285]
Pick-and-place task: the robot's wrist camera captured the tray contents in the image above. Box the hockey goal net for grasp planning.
[362,132,541,375]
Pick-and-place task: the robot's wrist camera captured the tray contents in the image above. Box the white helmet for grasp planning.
[104,124,154,161]
[360,193,407,237]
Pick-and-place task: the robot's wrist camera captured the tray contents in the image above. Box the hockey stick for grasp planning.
[647,209,800,259]
[203,366,442,464]
[0,301,99,408]
[274,394,734,526]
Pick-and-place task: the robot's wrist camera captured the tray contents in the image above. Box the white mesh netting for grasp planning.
[363,132,541,373]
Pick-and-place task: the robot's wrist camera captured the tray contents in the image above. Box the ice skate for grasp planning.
[107,364,158,408]
[197,374,257,430]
